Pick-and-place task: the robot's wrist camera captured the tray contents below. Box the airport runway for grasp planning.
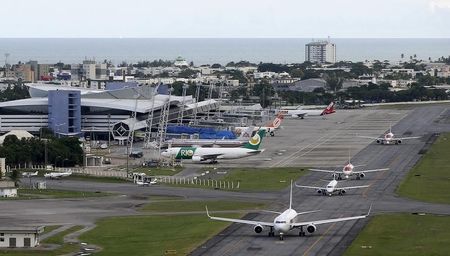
[185,108,412,169]
[190,105,450,256]
[2,106,450,256]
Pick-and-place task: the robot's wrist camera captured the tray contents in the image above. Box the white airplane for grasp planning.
[234,113,284,137]
[359,126,421,145]
[22,171,38,178]
[166,126,255,148]
[206,181,371,240]
[295,176,370,196]
[280,102,336,119]
[161,129,266,163]
[44,171,72,179]
[310,160,389,180]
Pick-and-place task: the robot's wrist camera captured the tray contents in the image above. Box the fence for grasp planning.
[156,176,240,190]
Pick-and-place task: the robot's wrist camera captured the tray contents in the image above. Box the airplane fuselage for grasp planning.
[162,147,261,161]
[273,209,298,234]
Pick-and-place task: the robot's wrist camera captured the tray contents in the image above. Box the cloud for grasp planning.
[429,0,450,11]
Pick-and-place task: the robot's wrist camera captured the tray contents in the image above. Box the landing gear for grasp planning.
[356,175,361,180]
[337,174,342,180]
[279,234,284,241]
[299,226,306,237]
[270,132,275,137]
[268,227,275,237]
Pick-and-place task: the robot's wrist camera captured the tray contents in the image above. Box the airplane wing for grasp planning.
[206,206,274,227]
[296,210,321,217]
[358,168,389,173]
[336,185,370,190]
[309,168,339,174]
[295,184,324,190]
[292,214,366,228]
[396,136,421,140]
[292,205,371,228]
[357,135,381,140]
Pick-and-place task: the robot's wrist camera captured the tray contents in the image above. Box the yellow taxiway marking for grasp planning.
[302,215,343,256]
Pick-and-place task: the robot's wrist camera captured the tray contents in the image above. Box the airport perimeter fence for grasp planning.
[156,176,240,190]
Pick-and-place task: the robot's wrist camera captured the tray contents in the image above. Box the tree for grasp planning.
[252,80,275,108]
[289,68,304,78]
[9,169,20,187]
[325,73,344,93]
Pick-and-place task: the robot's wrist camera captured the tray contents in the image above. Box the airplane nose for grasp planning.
[161,151,170,158]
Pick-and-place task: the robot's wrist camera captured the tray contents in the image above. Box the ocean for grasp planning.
[0,38,449,65]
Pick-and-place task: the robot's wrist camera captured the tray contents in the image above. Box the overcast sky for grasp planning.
[1,0,449,38]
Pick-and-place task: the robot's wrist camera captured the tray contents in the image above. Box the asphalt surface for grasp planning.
[190,104,450,256]
[1,105,450,256]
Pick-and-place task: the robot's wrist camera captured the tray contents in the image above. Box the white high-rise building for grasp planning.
[305,40,336,64]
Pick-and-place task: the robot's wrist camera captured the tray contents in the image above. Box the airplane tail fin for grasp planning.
[265,113,284,128]
[238,126,254,140]
[289,180,293,209]
[242,129,266,150]
[321,102,336,116]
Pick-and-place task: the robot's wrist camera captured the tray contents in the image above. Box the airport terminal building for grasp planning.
[0,83,219,140]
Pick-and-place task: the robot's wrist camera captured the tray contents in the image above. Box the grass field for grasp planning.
[79,214,239,256]
[80,199,261,256]
[344,214,450,256]
[397,132,450,204]
[168,167,306,192]
[68,174,127,183]
[17,189,111,199]
[42,225,84,244]
[141,200,265,212]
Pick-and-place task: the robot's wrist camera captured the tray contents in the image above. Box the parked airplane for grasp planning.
[310,160,389,180]
[22,171,38,178]
[166,127,255,148]
[280,102,336,119]
[44,171,72,179]
[358,126,420,145]
[234,113,284,137]
[295,176,370,196]
[206,181,371,240]
[161,129,265,163]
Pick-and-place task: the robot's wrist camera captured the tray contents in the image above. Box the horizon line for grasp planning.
[0,37,450,39]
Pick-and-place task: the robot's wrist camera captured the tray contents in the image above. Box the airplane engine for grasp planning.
[306,224,316,234]
[340,189,346,194]
[270,131,275,137]
[191,156,203,162]
[317,190,322,194]
[376,139,381,144]
[396,140,402,144]
[359,173,365,178]
[253,224,263,233]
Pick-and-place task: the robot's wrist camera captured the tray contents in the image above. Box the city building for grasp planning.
[13,64,35,82]
[48,90,82,136]
[0,226,44,247]
[0,83,219,139]
[305,40,336,64]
